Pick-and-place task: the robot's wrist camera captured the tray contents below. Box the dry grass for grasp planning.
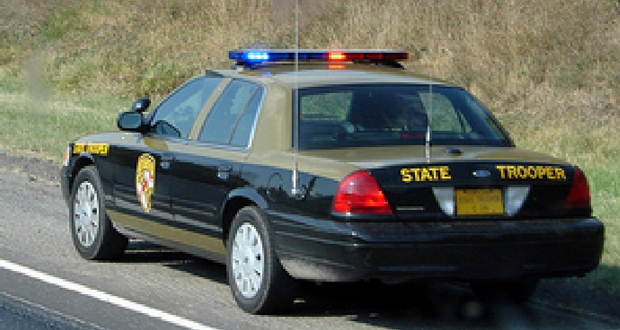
[2,1,617,100]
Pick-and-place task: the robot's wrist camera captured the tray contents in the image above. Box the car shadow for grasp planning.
[119,239,228,285]
[288,281,620,330]
[117,240,620,329]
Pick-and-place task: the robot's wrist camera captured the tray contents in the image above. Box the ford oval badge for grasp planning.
[473,170,491,178]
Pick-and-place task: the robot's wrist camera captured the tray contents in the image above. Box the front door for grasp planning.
[110,75,224,237]
[110,135,174,234]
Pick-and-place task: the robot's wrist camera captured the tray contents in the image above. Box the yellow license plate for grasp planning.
[455,189,504,216]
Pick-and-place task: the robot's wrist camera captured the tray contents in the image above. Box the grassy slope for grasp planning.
[0,0,619,291]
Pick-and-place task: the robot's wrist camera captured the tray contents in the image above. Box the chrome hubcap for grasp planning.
[73,181,99,247]
[231,223,265,299]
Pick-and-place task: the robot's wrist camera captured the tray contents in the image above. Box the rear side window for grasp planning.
[230,91,262,147]
[198,80,263,147]
[298,84,510,150]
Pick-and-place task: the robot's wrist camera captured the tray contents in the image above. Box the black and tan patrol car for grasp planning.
[61,50,604,314]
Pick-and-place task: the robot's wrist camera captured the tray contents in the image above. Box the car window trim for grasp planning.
[183,139,251,153]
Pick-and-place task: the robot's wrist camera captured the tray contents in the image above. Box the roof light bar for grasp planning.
[229,49,409,66]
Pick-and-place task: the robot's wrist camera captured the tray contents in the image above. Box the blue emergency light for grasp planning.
[229,49,409,66]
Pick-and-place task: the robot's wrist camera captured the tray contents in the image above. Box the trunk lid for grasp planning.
[305,145,587,220]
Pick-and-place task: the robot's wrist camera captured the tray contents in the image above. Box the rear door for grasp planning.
[168,79,264,242]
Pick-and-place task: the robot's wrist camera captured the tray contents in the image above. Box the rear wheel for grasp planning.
[69,166,128,260]
[471,279,539,304]
[226,206,297,314]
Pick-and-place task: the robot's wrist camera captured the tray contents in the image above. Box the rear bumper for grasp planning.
[269,213,604,282]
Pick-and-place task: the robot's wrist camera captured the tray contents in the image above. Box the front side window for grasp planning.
[298,84,511,150]
[149,76,223,138]
[198,80,263,147]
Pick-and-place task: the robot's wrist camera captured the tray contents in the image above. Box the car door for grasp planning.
[168,79,264,242]
[111,76,223,237]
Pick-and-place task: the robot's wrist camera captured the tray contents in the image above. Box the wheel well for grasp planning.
[222,197,255,242]
[70,157,94,190]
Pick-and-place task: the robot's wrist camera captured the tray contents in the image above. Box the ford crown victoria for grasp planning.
[61,50,604,314]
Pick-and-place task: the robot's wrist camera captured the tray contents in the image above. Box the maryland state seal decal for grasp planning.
[136,153,156,213]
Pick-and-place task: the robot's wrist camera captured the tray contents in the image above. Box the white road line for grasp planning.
[0,291,109,330]
[0,259,221,330]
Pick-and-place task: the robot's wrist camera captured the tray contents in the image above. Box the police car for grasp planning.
[61,50,604,314]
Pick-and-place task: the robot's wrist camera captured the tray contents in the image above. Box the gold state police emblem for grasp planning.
[136,153,156,213]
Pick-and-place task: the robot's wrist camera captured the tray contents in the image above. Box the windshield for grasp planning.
[297,84,511,150]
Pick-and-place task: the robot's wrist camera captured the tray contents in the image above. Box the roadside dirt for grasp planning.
[0,150,60,184]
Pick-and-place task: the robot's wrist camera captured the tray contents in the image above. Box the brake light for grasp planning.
[332,170,392,215]
[566,166,591,209]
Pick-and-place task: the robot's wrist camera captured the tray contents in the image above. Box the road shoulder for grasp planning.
[0,150,60,184]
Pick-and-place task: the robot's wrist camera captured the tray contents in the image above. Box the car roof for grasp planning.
[212,63,453,89]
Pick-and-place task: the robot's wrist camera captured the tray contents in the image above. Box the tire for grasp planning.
[226,206,297,314]
[471,279,539,304]
[69,166,128,260]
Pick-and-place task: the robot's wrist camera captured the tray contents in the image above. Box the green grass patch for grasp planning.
[0,71,127,161]
[41,7,83,41]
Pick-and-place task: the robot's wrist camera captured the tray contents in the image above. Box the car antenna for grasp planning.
[291,0,303,198]
[425,83,433,161]
[425,2,434,162]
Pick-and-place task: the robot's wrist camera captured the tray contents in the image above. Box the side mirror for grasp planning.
[131,97,151,113]
[117,111,144,131]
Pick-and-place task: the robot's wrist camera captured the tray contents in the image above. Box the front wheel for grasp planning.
[69,166,128,260]
[226,206,297,314]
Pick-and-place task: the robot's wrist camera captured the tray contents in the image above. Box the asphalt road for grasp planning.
[1,151,619,330]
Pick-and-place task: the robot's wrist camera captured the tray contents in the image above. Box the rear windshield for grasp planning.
[297,84,511,150]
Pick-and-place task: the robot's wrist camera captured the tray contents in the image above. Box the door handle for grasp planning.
[217,164,232,180]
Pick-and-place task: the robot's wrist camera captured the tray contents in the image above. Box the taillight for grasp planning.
[566,166,591,209]
[332,170,393,215]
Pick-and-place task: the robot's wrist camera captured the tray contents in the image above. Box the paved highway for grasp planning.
[1,152,619,330]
